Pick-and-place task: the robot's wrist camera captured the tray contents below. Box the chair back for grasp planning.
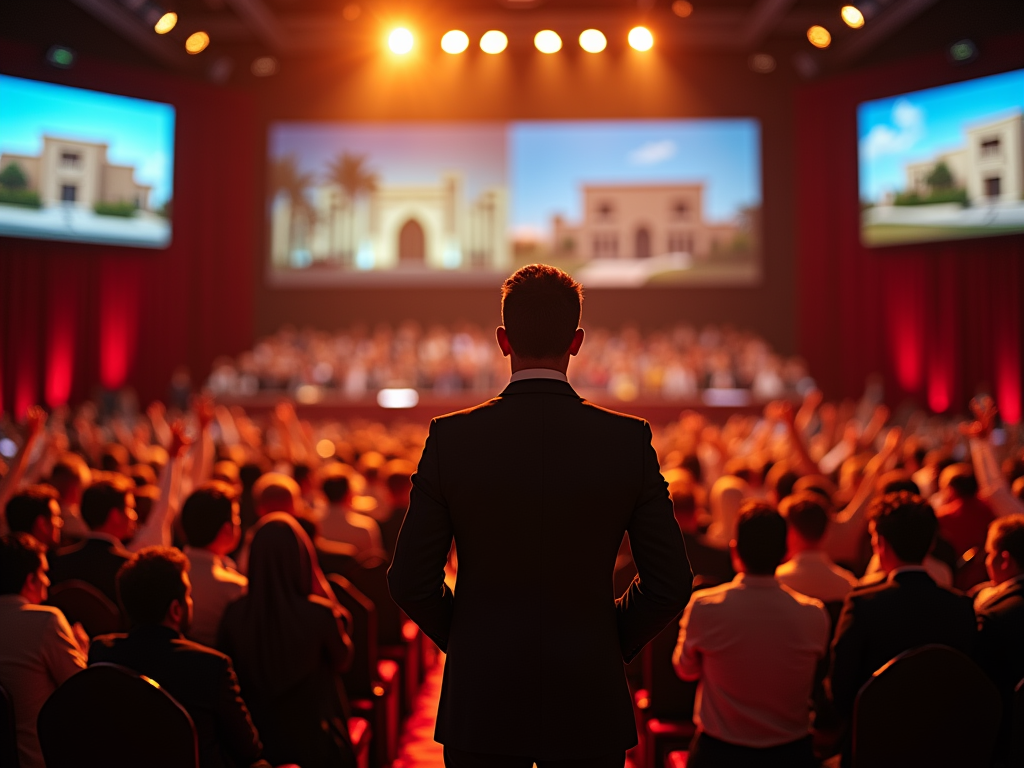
[643,609,696,721]
[328,574,379,698]
[46,580,122,637]
[345,562,405,645]
[0,680,19,768]
[37,662,198,768]
[852,644,1002,768]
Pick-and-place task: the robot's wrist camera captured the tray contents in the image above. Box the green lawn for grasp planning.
[863,223,1024,246]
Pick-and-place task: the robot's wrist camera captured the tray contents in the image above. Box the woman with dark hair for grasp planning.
[217,513,356,768]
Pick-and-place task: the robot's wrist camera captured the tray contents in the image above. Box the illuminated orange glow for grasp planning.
[185,32,210,54]
[579,29,606,53]
[841,6,865,28]
[154,12,177,35]
[388,28,414,54]
[672,1,693,18]
[480,30,508,54]
[628,26,654,52]
[534,30,562,54]
[807,25,831,48]
[441,30,469,54]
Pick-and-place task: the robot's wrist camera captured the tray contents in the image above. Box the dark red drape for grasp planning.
[0,42,257,417]
[796,34,1024,423]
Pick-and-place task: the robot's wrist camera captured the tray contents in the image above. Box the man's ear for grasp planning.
[496,327,513,358]
[568,328,585,357]
[166,598,184,627]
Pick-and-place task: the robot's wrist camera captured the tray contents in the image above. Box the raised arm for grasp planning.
[0,406,46,533]
[129,422,189,551]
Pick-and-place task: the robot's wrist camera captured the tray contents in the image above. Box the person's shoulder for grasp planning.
[169,635,234,666]
[15,602,73,633]
[88,633,130,660]
[210,563,248,590]
[778,583,830,615]
[688,580,736,608]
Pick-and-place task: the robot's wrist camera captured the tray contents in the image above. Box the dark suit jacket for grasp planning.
[49,536,132,604]
[977,576,1024,755]
[388,378,693,759]
[828,569,977,717]
[90,625,266,768]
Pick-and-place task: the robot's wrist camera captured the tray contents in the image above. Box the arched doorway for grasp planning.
[398,219,425,263]
[635,226,651,259]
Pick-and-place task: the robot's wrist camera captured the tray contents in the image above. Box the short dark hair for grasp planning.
[780,492,829,543]
[870,491,937,564]
[501,264,582,359]
[0,533,46,595]
[181,482,237,548]
[735,500,788,575]
[320,463,353,504]
[81,475,134,530]
[5,485,59,535]
[876,470,920,496]
[101,443,131,473]
[117,547,189,626]
[989,515,1024,569]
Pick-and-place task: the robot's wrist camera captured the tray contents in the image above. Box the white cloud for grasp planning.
[628,139,677,165]
[861,99,924,160]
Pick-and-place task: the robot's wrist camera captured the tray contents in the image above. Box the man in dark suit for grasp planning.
[388,265,693,768]
[90,546,269,768]
[48,475,136,603]
[828,491,977,720]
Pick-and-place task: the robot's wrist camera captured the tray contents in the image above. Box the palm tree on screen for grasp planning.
[270,155,314,252]
[325,153,378,261]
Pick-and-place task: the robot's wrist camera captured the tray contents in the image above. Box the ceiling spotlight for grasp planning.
[480,30,508,55]
[628,26,654,52]
[251,56,278,76]
[534,30,562,54]
[806,25,831,49]
[579,29,607,53]
[841,6,865,29]
[389,27,414,54]
[154,11,177,35]
[185,31,210,54]
[441,30,469,54]
[672,1,693,18]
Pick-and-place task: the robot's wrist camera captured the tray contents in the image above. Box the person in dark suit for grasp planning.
[48,475,136,603]
[89,546,269,768]
[976,514,1024,765]
[828,491,977,721]
[388,265,693,768]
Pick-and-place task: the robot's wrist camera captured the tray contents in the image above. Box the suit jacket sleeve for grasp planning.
[215,656,266,767]
[615,421,693,663]
[387,419,455,652]
[827,595,865,718]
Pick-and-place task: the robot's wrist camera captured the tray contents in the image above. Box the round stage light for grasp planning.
[841,6,865,29]
[441,30,469,54]
[389,28,414,54]
[316,439,336,459]
[480,30,508,54]
[534,30,562,54]
[579,29,607,53]
[806,25,831,49]
[154,12,177,35]
[672,1,693,18]
[185,31,210,54]
[628,26,654,52]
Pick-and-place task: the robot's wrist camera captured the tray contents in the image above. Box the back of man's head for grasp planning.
[939,464,978,499]
[252,472,300,516]
[779,492,829,544]
[869,491,937,565]
[876,470,920,497]
[181,481,237,549]
[81,475,134,530]
[319,463,354,505]
[988,515,1024,571]
[6,485,59,536]
[48,453,91,498]
[501,264,582,359]
[792,475,836,508]
[0,533,46,596]
[734,500,788,575]
[117,546,189,627]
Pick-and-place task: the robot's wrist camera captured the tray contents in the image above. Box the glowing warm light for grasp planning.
[342,3,361,21]
[628,26,654,52]
[807,25,831,48]
[316,439,336,459]
[185,31,210,54]
[480,30,508,54]
[672,1,693,18]
[441,30,469,54]
[579,29,607,53]
[841,6,865,28]
[389,27,414,54]
[154,12,177,35]
[251,56,278,76]
[534,30,562,54]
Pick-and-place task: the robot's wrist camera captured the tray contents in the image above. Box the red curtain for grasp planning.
[0,42,257,417]
[795,34,1024,422]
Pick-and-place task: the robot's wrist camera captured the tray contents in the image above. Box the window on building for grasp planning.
[672,200,689,220]
[668,231,692,253]
[984,177,1001,198]
[60,152,81,169]
[595,201,615,222]
[593,232,618,258]
[60,184,77,202]
[980,138,1001,158]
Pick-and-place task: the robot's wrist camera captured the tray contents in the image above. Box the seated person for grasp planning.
[317,463,383,557]
[0,533,87,768]
[828,492,977,723]
[48,475,136,604]
[46,454,91,541]
[379,458,415,555]
[776,492,857,604]
[670,479,734,586]
[5,485,63,551]
[673,501,829,768]
[935,464,995,557]
[975,515,1024,764]
[89,547,269,768]
[253,472,302,519]
[180,482,247,648]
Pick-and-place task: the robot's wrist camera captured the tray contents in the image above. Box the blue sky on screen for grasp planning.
[858,69,1024,203]
[0,75,175,206]
[509,119,761,235]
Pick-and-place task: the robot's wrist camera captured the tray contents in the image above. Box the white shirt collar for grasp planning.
[509,368,568,384]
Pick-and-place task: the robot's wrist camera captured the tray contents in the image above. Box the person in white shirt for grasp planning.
[673,500,829,768]
[0,533,87,768]
[776,492,857,605]
[316,463,383,557]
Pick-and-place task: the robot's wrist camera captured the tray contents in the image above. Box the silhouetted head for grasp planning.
[499,264,583,360]
[117,546,192,632]
[869,491,937,569]
[5,485,62,549]
[732,500,787,576]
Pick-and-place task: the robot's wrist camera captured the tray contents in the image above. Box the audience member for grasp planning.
[935,464,995,556]
[4,485,63,550]
[48,476,136,603]
[673,501,829,768]
[47,453,91,540]
[0,533,87,768]
[704,475,748,549]
[89,547,268,768]
[180,482,247,648]
[669,479,733,586]
[317,463,383,556]
[218,514,356,768]
[252,472,301,518]
[776,492,857,604]
[379,458,415,554]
